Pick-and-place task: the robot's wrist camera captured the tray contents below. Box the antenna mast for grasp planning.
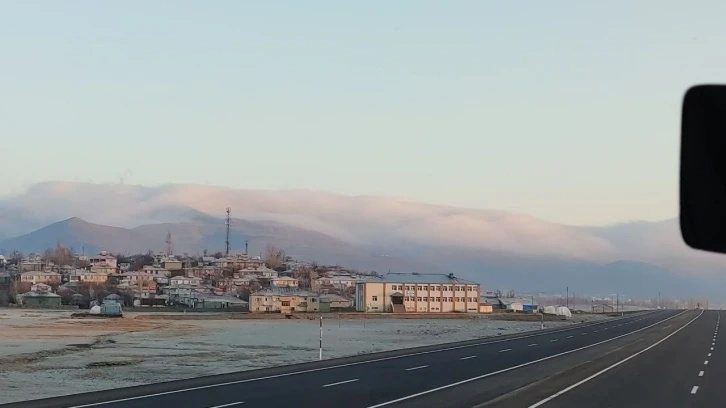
[225,207,232,257]
[166,232,173,256]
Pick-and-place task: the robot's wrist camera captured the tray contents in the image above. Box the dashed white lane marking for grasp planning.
[711,347,714,350]
[708,353,712,357]
[322,379,359,387]
[603,328,608,331]
[550,339,558,342]
[691,386,699,394]
[499,349,513,353]
[527,344,537,347]
[209,402,246,408]
[521,310,701,408]
[594,330,598,332]
[364,310,683,408]
[460,356,477,360]
[704,361,709,365]
[567,336,574,339]
[405,365,429,371]
[699,371,705,377]
[581,333,587,335]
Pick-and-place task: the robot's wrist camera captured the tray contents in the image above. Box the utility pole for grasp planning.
[572,292,575,311]
[225,207,231,257]
[616,293,619,314]
[566,286,569,308]
[658,292,661,309]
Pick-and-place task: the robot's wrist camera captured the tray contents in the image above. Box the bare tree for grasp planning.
[264,244,285,270]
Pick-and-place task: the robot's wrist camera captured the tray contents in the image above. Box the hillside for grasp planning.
[1,181,725,299]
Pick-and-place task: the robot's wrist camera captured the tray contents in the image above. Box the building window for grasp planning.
[405,285,411,290]
[282,301,290,306]
[417,286,422,291]
[372,296,378,301]
[417,297,422,301]
[435,286,441,291]
[423,297,428,301]
[422,286,428,291]
[435,297,440,302]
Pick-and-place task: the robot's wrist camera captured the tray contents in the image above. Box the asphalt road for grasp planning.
[2,309,697,408]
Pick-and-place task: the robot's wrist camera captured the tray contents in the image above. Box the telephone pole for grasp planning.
[225,207,231,257]
[566,286,569,308]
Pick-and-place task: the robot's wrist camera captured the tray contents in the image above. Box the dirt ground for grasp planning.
[0,309,613,404]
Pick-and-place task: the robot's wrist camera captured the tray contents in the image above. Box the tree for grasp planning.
[264,244,285,270]
[505,289,516,298]
[213,251,224,259]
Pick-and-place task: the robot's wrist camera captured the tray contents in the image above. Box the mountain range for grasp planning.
[2,181,726,301]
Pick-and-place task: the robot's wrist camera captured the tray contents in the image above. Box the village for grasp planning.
[0,240,552,316]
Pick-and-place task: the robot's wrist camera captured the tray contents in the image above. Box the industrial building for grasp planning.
[355,272,480,313]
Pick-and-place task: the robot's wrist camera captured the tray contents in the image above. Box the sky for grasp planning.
[1,0,724,226]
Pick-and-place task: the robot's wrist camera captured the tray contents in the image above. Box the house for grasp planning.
[250,288,320,313]
[163,259,183,271]
[19,291,62,307]
[142,266,171,277]
[19,284,61,307]
[20,271,61,285]
[90,265,117,275]
[68,269,109,283]
[121,271,156,283]
[19,259,44,272]
[215,255,265,270]
[185,266,223,279]
[272,276,299,288]
[355,272,480,313]
[195,295,248,309]
[89,252,118,269]
[170,276,203,287]
[320,294,352,310]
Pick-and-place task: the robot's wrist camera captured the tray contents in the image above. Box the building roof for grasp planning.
[21,271,60,276]
[320,294,351,302]
[21,291,61,298]
[378,272,478,284]
[274,276,297,281]
[199,295,248,305]
[252,288,318,297]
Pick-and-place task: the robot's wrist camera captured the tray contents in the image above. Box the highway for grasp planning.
[2,309,717,408]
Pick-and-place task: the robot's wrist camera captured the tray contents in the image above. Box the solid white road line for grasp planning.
[322,379,359,387]
[208,403,245,408]
[699,371,704,377]
[61,310,659,408]
[499,349,513,353]
[365,310,687,408]
[691,386,699,394]
[405,365,429,371]
[525,310,702,408]
[460,356,477,360]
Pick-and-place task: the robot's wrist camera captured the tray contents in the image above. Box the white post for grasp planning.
[541,312,544,329]
[319,315,323,361]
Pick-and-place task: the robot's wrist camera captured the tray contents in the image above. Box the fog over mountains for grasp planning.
[2,181,725,300]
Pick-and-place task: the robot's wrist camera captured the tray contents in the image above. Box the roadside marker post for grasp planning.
[319,315,323,361]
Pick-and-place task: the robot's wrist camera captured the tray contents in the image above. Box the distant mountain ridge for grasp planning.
[1,181,726,300]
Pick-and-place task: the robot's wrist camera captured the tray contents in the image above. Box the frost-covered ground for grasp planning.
[0,309,612,404]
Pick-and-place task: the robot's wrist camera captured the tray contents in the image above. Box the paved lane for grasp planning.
[1,310,679,408]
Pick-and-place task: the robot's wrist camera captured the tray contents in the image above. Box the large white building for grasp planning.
[355,272,480,313]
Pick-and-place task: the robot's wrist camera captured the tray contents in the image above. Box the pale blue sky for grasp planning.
[1,1,723,225]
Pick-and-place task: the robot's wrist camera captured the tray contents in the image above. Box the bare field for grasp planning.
[0,309,612,404]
